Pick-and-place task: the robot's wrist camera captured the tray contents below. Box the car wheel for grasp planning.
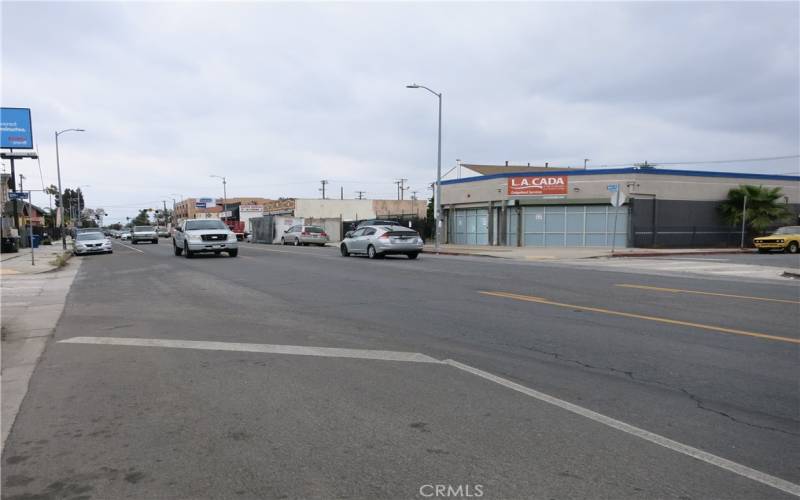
[340,244,350,257]
[228,249,238,257]
[184,243,192,258]
[153,239,158,244]
[294,238,300,246]
[367,245,381,259]
[132,240,137,245]
[280,238,286,245]
[788,241,799,254]
[407,252,419,260]
[173,242,183,256]
[214,251,221,255]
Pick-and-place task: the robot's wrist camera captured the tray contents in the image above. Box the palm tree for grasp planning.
[719,185,792,234]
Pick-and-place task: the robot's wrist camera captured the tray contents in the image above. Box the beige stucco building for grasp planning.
[440,166,800,248]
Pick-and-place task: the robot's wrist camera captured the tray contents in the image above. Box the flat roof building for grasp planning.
[440,166,800,248]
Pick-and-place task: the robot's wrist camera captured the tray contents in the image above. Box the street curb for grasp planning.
[781,270,800,279]
[611,249,752,258]
[422,250,504,259]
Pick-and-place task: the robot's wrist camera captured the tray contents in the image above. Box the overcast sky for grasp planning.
[2,1,798,224]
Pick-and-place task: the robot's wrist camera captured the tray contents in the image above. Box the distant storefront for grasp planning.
[440,167,800,248]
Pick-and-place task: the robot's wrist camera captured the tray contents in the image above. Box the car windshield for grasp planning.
[135,226,154,232]
[186,220,227,230]
[773,226,800,235]
[76,232,105,241]
[305,226,324,233]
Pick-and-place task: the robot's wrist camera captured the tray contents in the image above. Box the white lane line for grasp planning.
[444,359,800,498]
[114,242,144,254]
[55,335,799,496]
[58,336,441,364]
[1,302,31,307]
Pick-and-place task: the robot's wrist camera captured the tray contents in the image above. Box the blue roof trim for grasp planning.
[440,167,800,185]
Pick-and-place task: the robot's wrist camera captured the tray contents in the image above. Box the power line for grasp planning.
[594,154,799,168]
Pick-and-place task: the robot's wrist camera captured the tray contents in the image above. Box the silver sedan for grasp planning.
[73,232,113,255]
[340,225,423,259]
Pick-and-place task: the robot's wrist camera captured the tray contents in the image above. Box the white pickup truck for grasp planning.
[173,219,238,258]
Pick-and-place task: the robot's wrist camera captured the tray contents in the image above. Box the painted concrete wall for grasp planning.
[441,171,800,205]
[294,199,374,220]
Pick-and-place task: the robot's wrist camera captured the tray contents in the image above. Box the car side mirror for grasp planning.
[345,231,353,238]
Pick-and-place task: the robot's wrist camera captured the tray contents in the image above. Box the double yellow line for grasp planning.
[479,290,799,345]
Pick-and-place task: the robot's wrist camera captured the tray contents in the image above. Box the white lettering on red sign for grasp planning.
[507,175,568,196]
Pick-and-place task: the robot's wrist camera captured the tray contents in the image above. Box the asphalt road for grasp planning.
[651,251,800,269]
[2,240,799,499]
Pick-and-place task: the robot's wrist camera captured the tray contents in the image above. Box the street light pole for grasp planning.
[55,128,85,249]
[407,83,443,253]
[210,175,227,221]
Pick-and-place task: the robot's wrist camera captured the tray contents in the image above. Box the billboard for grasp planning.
[508,175,568,196]
[0,108,34,149]
[195,197,214,209]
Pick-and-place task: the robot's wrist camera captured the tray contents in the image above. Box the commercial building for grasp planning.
[260,198,426,220]
[440,164,800,248]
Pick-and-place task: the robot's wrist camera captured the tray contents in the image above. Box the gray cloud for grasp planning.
[2,1,797,223]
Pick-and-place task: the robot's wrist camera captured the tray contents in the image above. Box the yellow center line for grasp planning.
[478,290,800,345]
[615,284,800,305]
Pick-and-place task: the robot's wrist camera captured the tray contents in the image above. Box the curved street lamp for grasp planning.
[55,128,85,249]
[406,83,442,252]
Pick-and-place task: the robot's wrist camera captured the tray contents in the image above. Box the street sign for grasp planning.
[610,191,626,207]
[8,191,29,200]
[195,202,207,209]
[607,184,619,192]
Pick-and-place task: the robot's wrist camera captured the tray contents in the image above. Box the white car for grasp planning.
[120,231,131,240]
[173,219,238,258]
[73,232,113,255]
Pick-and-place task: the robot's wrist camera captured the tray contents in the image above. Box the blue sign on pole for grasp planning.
[9,191,30,200]
[0,108,34,149]
[607,184,619,192]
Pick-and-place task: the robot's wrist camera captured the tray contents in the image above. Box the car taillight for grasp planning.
[379,233,390,239]
[302,231,309,236]
[321,232,327,237]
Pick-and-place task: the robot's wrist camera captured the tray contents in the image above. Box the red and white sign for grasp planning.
[508,175,568,196]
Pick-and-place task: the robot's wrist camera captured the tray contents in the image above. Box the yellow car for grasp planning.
[753,226,800,254]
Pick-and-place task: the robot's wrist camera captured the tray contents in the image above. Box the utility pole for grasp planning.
[340,186,343,200]
[411,190,418,201]
[355,191,366,200]
[395,178,408,200]
[320,179,328,199]
[162,200,168,227]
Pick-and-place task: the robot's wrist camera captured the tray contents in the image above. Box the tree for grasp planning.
[719,185,792,234]
[131,209,151,226]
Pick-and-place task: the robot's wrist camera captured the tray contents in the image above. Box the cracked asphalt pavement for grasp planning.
[2,241,798,499]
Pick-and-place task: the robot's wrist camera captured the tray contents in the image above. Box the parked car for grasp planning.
[753,226,800,253]
[280,225,329,246]
[120,231,131,240]
[73,231,112,255]
[157,227,170,238]
[356,219,400,229]
[173,219,238,258]
[345,219,401,238]
[340,225,423,259]
[131,225,159,244]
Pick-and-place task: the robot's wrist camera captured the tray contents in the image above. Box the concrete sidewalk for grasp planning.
[1,258,81,452]
[422,244,750,260]
[1,243,72,275]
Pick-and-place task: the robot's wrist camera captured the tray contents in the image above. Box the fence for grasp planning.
[342,214,432,240]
